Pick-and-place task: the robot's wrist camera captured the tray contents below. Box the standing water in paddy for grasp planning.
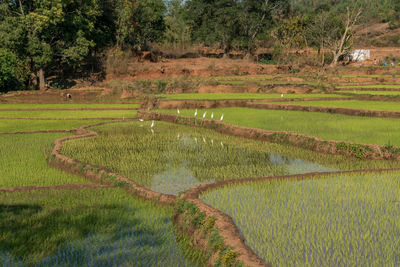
[61,121,395,196]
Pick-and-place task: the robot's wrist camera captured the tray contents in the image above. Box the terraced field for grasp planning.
[273,100,400,111]
[157,93,346,100]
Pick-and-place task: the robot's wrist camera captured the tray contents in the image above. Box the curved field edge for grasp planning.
[46,120,250,267]
[139,112,400,160]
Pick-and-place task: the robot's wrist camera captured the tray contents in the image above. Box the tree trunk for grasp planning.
[38,69,46,90]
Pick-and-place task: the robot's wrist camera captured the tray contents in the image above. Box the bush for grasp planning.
[0,49,21,92]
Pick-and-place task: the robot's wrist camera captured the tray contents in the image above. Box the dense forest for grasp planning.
[0,0,399,92]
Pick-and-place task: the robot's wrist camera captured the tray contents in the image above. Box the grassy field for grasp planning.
[341,75,398,78]
[0,133,92,187]
[200,171,400,266]
[273,100,400,111]
[0,119,105,132]
[157,93,346,100]
[337,85,400,89]
[339,90,400,96]
[0,110,137,119]
[158,108,400,146]
[0,104,139,109]
[61,121,400,195]
[0,188,201,266]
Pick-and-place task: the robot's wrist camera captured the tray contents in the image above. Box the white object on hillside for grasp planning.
[139,119,144,122]
[220,141,223,147]
[194,109,198,116]
[203,111,207,118]
[203,137,206,143]
[211,139,214,145]
[211,112,214,119]
[281,94,284,98]
[177,108,180,114]
[220,114,224,121]
[350,49,370,62]
[151,120,154,128]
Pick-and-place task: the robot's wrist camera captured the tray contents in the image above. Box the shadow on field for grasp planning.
[0,203,168,265]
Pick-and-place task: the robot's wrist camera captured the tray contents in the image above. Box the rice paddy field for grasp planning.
[158,107,400,146]
[156,93,346,100]
[200,171,400,266]
[0,104,139,109]
[0,188,200,266]
[0,110,137,119]
[61,121,400,195]
[337,85,400,89]
[273,100,400,111]
[2,81,400,266]
[339,90,400,96]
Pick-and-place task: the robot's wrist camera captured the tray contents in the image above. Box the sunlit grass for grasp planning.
[200,171,400,266]
[337,85,400,89]
[273,100,400,111]
[0,104,139,109]
[157,93,346,100]
[158,107,400,146]
[0,110,137,118]
[0,133,90,187]
[0,119,104,132]
[339,90,400,95]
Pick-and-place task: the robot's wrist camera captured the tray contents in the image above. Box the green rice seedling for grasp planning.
[337,85,400,89]
[200,171,400,266]
[0,188,201,266]
[0,133,90,187]
[273,100,400,111]
[0,119,105,132]
[158,107,400,146]
[0,104,139,109]
[0,110,137,119]
[156,93,346,100]
[339,90,400,96]
[61,121,400,195]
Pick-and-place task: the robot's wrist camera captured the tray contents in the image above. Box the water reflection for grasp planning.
[150,132,338,195]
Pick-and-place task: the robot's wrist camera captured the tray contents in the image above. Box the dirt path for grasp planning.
[0,184,114,193]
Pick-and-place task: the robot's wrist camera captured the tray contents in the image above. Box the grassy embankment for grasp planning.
[200,171,400,266]
[339,90,400,96]
[158,108,400,146]
[0,104,139,109]
[0,110,137,119]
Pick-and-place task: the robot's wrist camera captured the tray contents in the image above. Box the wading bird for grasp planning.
[151,120,154,128]
[139,119,144,122]
[194,109,198,116]
[220,141,223,147]
[220,114,224,121]
[203,137,206,143]
[177,108,180,114]
[211,112,214,119]
[203,111,207,118]
[281,93,284,98]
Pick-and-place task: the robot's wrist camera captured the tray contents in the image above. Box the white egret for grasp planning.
[281,93,284,98]
[202,137,206,143]
[211,139,214,145]
[194,109,198,116]
[202,111,207,118]
[211,112,214,119]
[220,114,224,121]
[220,141,223,147]
[177,108,180,114]
[139,119,144,122]
[151,120,154,128]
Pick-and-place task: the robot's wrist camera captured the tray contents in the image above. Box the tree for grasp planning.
[115,0,166,50]
[164,0,191,49]
[0,49,21,92]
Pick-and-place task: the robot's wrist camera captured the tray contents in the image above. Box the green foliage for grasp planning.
[0,49,21,92]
